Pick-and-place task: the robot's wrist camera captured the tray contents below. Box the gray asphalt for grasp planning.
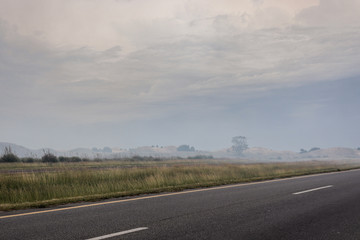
[1,169,360,240]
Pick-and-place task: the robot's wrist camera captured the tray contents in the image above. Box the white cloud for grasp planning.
[1,1,360,123]
[0,0,319,51]
[296,0,360,27]
[0,0,359,149]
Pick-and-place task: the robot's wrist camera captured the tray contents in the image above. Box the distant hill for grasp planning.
[240,147,360,161]
[296,147,360,160]
[1,142,360,161]
[0,142,44,158]
[0,142,95,158]
[200,147,360,161]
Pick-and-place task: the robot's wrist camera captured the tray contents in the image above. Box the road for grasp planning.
[1,169,360,240]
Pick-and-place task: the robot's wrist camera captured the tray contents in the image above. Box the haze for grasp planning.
[1,0,359,151]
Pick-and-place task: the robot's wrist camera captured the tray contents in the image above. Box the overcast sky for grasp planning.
[1,0,359,151]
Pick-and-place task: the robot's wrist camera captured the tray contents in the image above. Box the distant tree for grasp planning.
[42,150,58,163]
[309,147,320,152]
[0,146,20,162]
[70,156,82,162]
[357,147,360,151]
[300,149,307,154]
[92,147,100,152]
[231,136,248,154]
[59,156,82,162]
[22,157,38,163]
[177,145,195,152]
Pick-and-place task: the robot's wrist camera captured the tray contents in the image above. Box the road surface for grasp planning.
[1,169,360,239]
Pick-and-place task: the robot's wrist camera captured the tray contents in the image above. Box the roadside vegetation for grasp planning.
[1,150,360,211]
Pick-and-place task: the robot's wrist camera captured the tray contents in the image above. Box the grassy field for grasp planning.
[1,160,359,211]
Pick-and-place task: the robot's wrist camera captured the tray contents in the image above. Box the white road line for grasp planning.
[293,185,333,195]
[86,227,148,240]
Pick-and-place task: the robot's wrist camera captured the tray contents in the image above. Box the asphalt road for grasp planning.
[1,169,360,240]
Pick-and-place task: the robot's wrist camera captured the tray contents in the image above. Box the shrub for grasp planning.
[309,147,320,152]
[300,149,307,154]
[22,157,38,163]
[42,150,58,163]
[188,155,214,159]
[59,156,82,162]
[0,146,20,162]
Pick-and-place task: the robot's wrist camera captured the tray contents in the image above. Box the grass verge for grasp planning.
[1,160,359,211]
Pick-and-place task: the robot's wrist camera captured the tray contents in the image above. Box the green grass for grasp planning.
[1,160,359,211]
[0,159,222,171]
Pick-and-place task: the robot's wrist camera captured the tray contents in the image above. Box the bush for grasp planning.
[42,150,58,163]
[22,157,38,163]
[309,147,320,152]
[0,146,20,162]
[59,156,82,162]
[300,149,307,154]
[0,153,20,162]
[188,155,214,159]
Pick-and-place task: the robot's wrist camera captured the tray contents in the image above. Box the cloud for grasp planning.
[296,0,360,27]
[1,1,360,124]
[0,0,319,51]
[0,0,359,149]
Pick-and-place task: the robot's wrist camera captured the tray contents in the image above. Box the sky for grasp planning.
[0,0,360,151]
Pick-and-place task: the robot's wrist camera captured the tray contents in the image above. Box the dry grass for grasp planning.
[1,160,359,211]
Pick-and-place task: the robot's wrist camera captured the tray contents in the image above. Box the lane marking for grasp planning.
[293,185,333,195]
[85,227,148,240]
[1,168,359,219]
[0,181,273,219]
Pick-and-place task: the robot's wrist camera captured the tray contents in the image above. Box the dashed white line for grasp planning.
[293,185,333,195]
[86,227,148,240]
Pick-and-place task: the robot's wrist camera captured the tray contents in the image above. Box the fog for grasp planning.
[1,0,359,151]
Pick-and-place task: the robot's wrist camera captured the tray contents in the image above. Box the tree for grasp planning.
[92,147,100,152]
[231,136,248,154]
[300,149,307,154]
[309,147,320,152]
[42,150,58,163]
[177,145,195,152]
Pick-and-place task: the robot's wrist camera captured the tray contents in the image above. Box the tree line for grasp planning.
[0,147,90,163]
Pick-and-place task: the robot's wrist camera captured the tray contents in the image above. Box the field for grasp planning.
[1,159,360,211]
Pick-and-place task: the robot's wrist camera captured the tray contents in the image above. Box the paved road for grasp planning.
[1,169,360,240]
